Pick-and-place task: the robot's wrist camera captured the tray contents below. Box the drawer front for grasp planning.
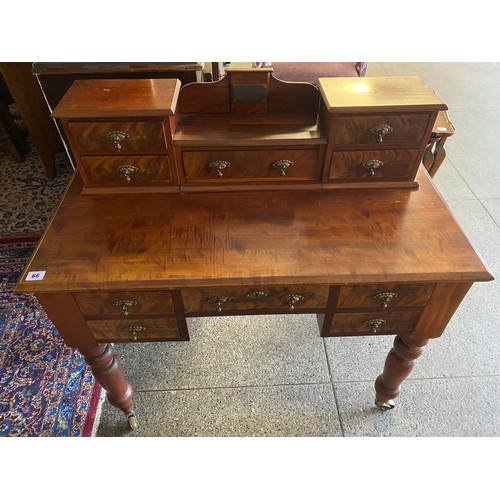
[182,285,330,313]
[87,317,180,342]
[73,291,174,317]
[337,283,435,310]
[80,155,173,187]
[328,310,422,337]
[182,149,321,182]
[329,149,420,181]
[68,121,166,152]
[334,113,431,146]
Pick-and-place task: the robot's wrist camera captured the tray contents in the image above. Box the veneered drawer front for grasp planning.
[182,149,321,182]
[68,121,166,152]
[328,311,422,337]
[73,291,174,317]
[87,317,180,342]
[80,155,173,186]
[337,283,435,310]
[334,113,431,146]
[329,149,420,181]
[182,285,330,313]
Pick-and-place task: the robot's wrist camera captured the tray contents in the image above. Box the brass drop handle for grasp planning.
[116,165,139,183]
[280,294,304,311]
[208,160,230,178]
[112,299,138,316]
[246,291,269,299]
[106,130,129,151]
[205,295,231,312]
[361,159,384,177]
[125,325,146,340]
[371,291,398,309]
[370,124,393,143]
[272,159,294,176]
[364,319,387,334]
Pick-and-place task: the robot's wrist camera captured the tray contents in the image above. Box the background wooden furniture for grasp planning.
[0,63,64,177]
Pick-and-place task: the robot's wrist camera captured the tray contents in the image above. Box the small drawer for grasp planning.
[334,113,431,146]
[80,155,173,187]
[336,283,435,310]
[68,121,166,153]
[327,310,422,337]
[182,149,321,182]
[329,149,420,181]
[182,285,330,314]
[87,317,180,342]
[73,291,174,318]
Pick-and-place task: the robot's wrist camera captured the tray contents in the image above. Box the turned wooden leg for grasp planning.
[79,343,137,429]
[374,335,428,410]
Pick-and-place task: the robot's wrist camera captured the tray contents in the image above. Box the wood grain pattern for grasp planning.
[15,168,493,294]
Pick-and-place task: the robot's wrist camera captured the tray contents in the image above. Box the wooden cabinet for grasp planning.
[15,71,494,426]
[319,76,447,188]
[52,79,181,194]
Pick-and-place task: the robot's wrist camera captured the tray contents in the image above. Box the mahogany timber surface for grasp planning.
[51,79,181,119]
[15,167,493,294]
[318,76,448,114]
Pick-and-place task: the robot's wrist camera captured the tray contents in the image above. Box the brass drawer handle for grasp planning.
[208,160,230,178]
[364,318,387,333]
[116,165,139,183]
[125,325,146,340]
[280,294,304,311]
[112,299,138,316]
[106,130,129,151]
[246,291,268,299]
[370,124,393,143]
[205,295,231,312]
[372,291,398,309]
[272,159,294,176]
[361,159,384,177]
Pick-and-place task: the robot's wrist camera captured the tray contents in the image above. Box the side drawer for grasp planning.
[80,155,173,187]
[87,317,181,342]
[68,120,166,153]
[182,285,330,314]
[334,113,431,146]
[329,149,420,181]
[73,291,174,317]
[336,283,435,310]
[181,149,321,182]
[327,310,422,337]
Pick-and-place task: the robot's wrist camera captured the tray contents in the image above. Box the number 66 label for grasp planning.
[26,271,46,281]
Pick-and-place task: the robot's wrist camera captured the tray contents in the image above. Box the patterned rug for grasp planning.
[0,239,103,436]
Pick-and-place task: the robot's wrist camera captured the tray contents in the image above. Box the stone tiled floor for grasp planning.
[96,63,500,437]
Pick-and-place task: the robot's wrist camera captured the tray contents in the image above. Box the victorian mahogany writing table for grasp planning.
[15,167,493,428]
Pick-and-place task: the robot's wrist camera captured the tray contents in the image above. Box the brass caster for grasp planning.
[126,411,138,430]
[375,399,395,411]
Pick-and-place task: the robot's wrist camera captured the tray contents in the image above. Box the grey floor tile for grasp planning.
[431,160,476,201]
[335,376,500,436]
[97,383,342,437]
[114,314,330,391]
[444,111,500,199]
[482,199,500,227]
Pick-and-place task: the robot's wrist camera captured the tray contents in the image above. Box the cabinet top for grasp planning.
[15,168,493,293]
[318,76,448,113]
[51,78,181,119]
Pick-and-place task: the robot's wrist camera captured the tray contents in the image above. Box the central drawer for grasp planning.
[87,317,180,342]
[334,113,431,146]
[68,120,167,153]
[182,285,330,314]
[80,155,173,187]
[181,149,321,182]
[73,290,174,317]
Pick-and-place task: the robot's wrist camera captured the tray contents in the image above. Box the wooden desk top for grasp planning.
[16,168,493,294]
